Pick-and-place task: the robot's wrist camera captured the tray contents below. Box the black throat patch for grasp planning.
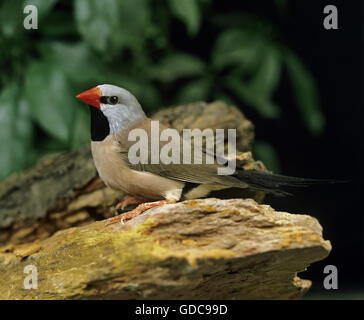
[89,106,110,141]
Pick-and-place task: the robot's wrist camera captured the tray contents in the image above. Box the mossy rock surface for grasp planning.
[0,198,330,300]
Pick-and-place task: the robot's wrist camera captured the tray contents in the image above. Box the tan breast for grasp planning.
[91,136,185,201]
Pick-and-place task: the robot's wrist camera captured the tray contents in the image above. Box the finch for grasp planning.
[76,84,328,223]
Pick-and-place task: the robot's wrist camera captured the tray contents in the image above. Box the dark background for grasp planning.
[286,1,363,297]
[223,0,363,297]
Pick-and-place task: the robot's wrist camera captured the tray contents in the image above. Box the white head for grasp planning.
[76,84,146,137]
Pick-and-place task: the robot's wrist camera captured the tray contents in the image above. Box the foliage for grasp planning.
[0,0,324,179]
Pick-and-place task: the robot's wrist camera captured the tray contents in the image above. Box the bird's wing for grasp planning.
[115,118,248,188]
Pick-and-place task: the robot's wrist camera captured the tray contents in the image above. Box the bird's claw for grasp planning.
[105,213,128,226]
[105,199,176,226]
[115,196,148,211]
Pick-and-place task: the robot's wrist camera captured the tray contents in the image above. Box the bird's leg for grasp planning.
[106,199,176,225]
[115,196,149,211]
[162,121,171,128]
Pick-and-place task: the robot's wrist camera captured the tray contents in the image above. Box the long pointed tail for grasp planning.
[236,169,340,196]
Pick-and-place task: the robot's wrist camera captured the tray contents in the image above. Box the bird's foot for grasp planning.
[115,196,149,211]
[106,199,176,225]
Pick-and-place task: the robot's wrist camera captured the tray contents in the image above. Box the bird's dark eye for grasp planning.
[108,96,119,105]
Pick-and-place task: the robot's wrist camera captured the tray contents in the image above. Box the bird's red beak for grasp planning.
[76,87,101,108]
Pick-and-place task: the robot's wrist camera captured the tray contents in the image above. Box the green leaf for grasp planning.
[215,31,282,118]
[176,78,210,104]
[235,45,282,118]
[116,0,150,49]
[253,141,281,173]
[75,0,150,54]
[38,42,104,84]
[148,53,205,83]
[75,0,119,52]
[224,74,280,118]
[25,61,77,142]
[168,0,200,35]
[249,46,281,98]
[0,83,34,180]
[285,49,325,135]
[212,29,263,71]
[71,107,90,149]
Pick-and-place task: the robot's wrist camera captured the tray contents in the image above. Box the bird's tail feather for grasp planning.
[236,169,340,196]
